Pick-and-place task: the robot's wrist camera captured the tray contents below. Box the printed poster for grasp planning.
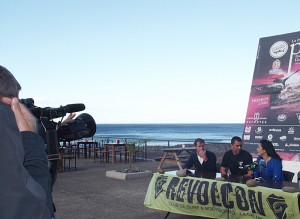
[243,31,300,161]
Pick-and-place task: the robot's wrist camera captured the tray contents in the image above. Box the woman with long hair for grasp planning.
[253,139,284,181]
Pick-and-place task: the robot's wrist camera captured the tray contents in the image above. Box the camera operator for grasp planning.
[0,65,54,218]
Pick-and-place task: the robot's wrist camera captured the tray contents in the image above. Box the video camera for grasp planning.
[20,98,96,185]
[20,98,96,141]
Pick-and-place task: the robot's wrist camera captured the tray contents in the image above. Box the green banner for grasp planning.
[144,173,300,219]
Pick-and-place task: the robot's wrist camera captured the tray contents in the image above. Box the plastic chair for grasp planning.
[283,170,294,182]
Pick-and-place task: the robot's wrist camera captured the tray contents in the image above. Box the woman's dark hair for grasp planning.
[260,139,282,161]
[194,138,205,146]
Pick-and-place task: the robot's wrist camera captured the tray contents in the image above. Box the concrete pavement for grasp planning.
[52,158,210,219]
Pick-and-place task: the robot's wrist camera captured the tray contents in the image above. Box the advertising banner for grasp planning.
[243,31,300,161]
[144,173,300,219]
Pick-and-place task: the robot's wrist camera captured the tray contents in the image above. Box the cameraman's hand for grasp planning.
[61,113,76,125]
[1,97,37,133]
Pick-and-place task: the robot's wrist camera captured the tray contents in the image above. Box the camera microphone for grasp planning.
[28,104,85,119]
[20,98,86,119]
[40,103,86,119]
[61,104,85,113]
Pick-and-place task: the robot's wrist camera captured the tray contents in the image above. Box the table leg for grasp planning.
[84,145,87,159]
[157,152,168,170]
[173,153,183,170]
[77,143,80,158]
[59,149,64,172]
[88,144,91,158]
[112,146,116,163]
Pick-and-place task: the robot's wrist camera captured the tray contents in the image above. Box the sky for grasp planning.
[1,1,300,124]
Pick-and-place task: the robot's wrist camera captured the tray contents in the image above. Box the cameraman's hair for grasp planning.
[231,136,242,144]
[0,65,21,97]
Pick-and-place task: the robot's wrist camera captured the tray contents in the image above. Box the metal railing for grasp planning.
[88,136,195,160]
[62,136,229,162]
[93,136,195,147]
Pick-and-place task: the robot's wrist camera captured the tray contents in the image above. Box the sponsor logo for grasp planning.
[254,113,259,121]
[279,136,287,141]
[244,126,251,133]
[267,134,273,141]
[272,59,281,69]
[277,114,287,122]
[267,194,287,219]
[288,127,294,134]
[238,161,244,170]
[269,59,283,75]
[155,176,168,198]
[273,143,279,147]
[269,128,281,132]
[246,112,267,124]
[294,137,300,141]
[285,143,300,147]
[296,113,300,123]
[243,135,250,140]
[255,127,263,134]
[269,41,288,58]
[255,136,263,140]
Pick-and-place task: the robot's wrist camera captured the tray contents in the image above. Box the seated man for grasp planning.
[183,138,217,178]
[220,136,253,178]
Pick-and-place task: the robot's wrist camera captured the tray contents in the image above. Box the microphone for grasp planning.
[246,179,257,187]
[30,104,86,119]
[215,177,225,181]
[244,161,259,171]
[60,104,85,113]
[258,159,266,177]
[259,159,266,167]
[157,168,165,174]
[41,104,85,119]
[176,169,186,177]
[282,186,298,193]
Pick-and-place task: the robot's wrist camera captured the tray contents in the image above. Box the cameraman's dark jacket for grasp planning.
[0,102,53,218]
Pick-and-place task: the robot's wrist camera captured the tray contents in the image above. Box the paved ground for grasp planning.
[52,158,211,219]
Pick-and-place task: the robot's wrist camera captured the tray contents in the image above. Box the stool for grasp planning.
[119,150,129,163]
[61,147,77,171]
[94,148,110,163]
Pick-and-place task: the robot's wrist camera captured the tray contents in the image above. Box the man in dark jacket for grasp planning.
[183,138,217,178]
[0,65,53,218]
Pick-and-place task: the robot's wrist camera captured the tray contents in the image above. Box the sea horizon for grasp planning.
[94,123,244,146]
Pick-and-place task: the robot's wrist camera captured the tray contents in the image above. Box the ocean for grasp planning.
[94,123,244,146]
